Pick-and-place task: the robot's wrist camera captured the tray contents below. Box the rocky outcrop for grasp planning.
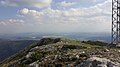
[26,56,120,67]
[0,38,120,67]
[77,57,120,67]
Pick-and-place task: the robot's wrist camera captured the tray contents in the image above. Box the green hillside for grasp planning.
[0,38,120,67]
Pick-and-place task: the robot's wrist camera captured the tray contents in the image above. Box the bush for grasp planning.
[26,52,43,64]
[82,40,108,46]
[37,38,61,45]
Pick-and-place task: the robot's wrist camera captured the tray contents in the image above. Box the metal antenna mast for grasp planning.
[112,0,120,46]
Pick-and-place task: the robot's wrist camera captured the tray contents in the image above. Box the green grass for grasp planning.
[66,39,101,48]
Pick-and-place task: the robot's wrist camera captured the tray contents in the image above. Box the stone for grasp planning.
[29,61,39,67]
[118,50,120,52]
[76,57,120,67]
[105,49,109,52]
[26,52,35,58]
[82,51,85,54]
[76,55,79,59]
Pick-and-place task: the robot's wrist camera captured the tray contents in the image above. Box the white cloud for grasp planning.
[57,1,76,7]
[0,19,24,25]
[18,2,111,24]
[17,0,111,33]
[19,8,29,15]
[0,0,52,8]
[0,0,112,33]
[17,0,111,24]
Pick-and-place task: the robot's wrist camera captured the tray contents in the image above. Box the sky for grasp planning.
[0,0,111,34]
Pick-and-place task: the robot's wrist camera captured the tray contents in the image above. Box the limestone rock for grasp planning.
[76,57,120,67]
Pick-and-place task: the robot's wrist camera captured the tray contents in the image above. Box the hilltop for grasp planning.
[0,38,120,67]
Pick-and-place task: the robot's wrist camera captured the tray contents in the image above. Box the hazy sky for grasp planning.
[0,0,111,34]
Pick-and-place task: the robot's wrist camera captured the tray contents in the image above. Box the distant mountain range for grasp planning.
[0,32,111,42]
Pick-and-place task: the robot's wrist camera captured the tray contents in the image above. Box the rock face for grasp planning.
[77,57,120,67]
[0,38,120,67]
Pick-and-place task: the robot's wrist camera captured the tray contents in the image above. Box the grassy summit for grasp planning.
[0,38,120,67]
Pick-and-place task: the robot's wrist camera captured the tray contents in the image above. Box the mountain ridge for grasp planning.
[0,38,120,67]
